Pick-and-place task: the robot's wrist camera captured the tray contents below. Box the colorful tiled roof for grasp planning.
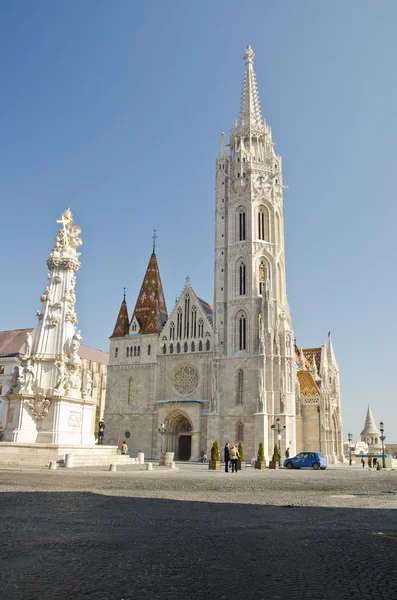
[303,347,321,374]
[297,370,321,397]
[111,297,129,338]
[131,252,168,335]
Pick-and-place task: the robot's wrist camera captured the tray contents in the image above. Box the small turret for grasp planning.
[111,289,129,338]
[320,341,328,381]
[327,333,338,370]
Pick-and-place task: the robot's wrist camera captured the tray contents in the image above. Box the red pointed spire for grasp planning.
[111,289,129,337]
[131,250,168,335]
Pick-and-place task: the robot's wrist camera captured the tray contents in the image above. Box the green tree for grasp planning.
[272,444,279,463]
[238,441,244,461]
[211,440,220,461]
[257,442,265,462]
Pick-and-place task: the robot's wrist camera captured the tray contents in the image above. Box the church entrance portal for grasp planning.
[178,435,191,460]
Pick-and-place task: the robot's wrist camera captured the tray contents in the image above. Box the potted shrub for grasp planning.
[209,440,221,470]
[237,441,247,470]
[269,444,279,469]
[255,442,265,469]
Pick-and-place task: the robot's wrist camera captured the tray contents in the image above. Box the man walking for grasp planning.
[361,456,365,468]
[224,443,230,473]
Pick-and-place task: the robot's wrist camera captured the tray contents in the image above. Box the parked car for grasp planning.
[284,451,327,470]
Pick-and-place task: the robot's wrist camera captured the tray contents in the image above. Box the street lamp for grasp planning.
[271,418,286,467]
[158,422,167,452]
[347,433,353,466]
[380,421,386,469]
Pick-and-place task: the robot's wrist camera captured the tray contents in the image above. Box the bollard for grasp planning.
[65,454,74,468]
[147,462,153,471]
[49,461,57,470]
[138,452,144,465]
[131,458,136,464]
[170,461,176,469]
[109,464,117,472]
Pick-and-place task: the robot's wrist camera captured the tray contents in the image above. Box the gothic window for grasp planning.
[239,261,246,296]
[258,209,265,240]
[148,344,151,356]
[238,210,246,241]
[170,322,175,341]
[259,261,267,295]
[237,370,244,404]
[177,308,182,339]
[132,322,137,332]
[191,307,197,338]
[184,342,188,353]
[115,347,118,358]
[199,340,203,351]
[191,341,195,352]
[126,347,129,358]
[198,319,204,338]
[238,314,247,351]
[177,342,181,354]
[184,294,190,338]
[163,344,166,354]
[137,347,140,357]
[237,422,244,441]
[170,343,174,354]
[206,340,210,351]
[128,378,133,404]
[134,347,137,357]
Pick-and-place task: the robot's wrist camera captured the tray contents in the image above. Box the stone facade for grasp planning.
[104,47,344,463]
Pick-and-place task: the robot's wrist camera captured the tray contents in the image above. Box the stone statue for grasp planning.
[40,286,51,303]
[8,365,21,394]
[23,332,32,358]
[20,360,35,393]
[69,330,82,361]
[82,369,93,398]
[54,361,68,391]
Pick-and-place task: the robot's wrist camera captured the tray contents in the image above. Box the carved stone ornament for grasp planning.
[28,393,50,420]
[7,365,21,394]
[174,365,199,395]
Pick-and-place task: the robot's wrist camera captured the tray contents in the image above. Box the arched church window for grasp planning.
[199,340,203,352]
[237,421,244,441]
[128,378,133,404]
[134,347,137,357]
[126,347,129,358]
[170,343,174,354]
[238,210,246,241]
[238,314,247,351]
[170,322,175,341]
[239,262,246,296]
[177,308,182,339]
[184,294,190,338]
[184,342,188,353]
[115,347,118,358]
[191,341,195,352]
[198,319,204,338]
[258,210,265,241]
[177,342,181,354]
[206,340,210,351]
[259,261,266,295]
[162,344,166,354]
[191,307,197,338]
[137,347,140,357]
[237,370,244,404]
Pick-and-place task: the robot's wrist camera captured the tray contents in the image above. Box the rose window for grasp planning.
[174,366,199,395]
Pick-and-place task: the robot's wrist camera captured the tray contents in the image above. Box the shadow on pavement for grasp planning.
[0,492,396,600]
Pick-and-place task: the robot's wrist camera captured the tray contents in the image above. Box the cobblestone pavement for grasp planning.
[1,466,397,599]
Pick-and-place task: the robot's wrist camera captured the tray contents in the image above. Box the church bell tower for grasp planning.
[213,46,296,460]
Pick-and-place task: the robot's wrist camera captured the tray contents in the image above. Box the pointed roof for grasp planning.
[327,334,337,368]
[320,341,328,377]
[297,370,321,398]
[239,46,262,129]
[218,132,227,159]
[130,251,168,335]
[361,406,380,436]
[111,292,129,338]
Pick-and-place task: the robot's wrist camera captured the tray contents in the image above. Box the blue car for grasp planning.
[284,451,327,470]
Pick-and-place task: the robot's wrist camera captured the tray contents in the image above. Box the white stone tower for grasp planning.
[3,209,95,444]
[211,46,296,461]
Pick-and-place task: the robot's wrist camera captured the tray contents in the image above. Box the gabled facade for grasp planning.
[104,47,344,463]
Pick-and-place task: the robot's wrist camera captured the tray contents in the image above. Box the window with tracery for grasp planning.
[126,347,129,358]
[191,307,197,338]
[199,340,203,351]
[237,422,244,441]
[198,319,204,338]
[239,314,247,351]
[258,209,265,240]
[206,340,210,351]
[239,262,246,296]
[177,308,182,339]
[170,322,175,341]
[184,342,188,353]
[170,343,174,354]
[177,342,181,354]
[162,344,166,354]
[239,210,246,241]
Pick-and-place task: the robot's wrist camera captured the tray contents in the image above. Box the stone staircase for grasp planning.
[0,443,142,468]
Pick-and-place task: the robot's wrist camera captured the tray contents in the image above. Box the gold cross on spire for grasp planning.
[152,229,158,253]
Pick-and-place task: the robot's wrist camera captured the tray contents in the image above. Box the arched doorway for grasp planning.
[166,411,193,461]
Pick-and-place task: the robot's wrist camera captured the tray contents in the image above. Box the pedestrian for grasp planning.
[285,447,290,459]
[368,455,372,469]
[121,440,128,455]
[373,457,377,470]
[361,456,365,468]
[98,419,105,445]
[229,444,239,473]
[224,442,230,473]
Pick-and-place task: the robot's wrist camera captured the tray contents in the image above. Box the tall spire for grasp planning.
[218,132,226,159]
[361,406,380,436]
[130,251,168,335]
[327,332,337,368]
[239,46,262,129]
[320,341,328,379]
[111,290,129,337]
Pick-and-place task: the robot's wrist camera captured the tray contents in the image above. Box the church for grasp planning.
[104,47,344,464]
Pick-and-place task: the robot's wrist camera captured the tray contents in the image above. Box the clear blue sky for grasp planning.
[1,1,396,442]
